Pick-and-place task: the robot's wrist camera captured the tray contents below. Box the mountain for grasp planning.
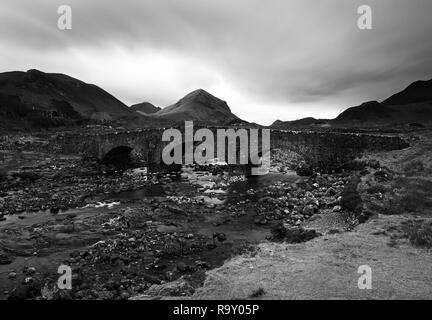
[0,69,168,130]
[382,79,432,106]
[130,102,161,115]
[0,69,136,121]
[152,89,242,125]
[271,117,330,129]
[335,79,432,125]
[272,78,432,129]
[335,101,393,123]
[0,70,242,130]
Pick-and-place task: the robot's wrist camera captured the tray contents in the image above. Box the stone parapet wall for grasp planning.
[49,129,409,172]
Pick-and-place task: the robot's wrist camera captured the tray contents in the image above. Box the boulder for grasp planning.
[139,278,195,297]
[302,205,315,216]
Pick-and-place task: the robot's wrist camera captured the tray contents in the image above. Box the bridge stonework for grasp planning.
[50,128,408,172]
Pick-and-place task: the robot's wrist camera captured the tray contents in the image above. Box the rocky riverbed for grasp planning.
[0,135,389,300]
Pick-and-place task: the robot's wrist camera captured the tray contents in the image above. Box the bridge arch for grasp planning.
[101,145,134,166]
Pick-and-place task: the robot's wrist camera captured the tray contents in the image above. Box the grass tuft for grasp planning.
[249,287,266,298]
[340,176,363,214]
[402,220,432,248]
[403,160,425,175]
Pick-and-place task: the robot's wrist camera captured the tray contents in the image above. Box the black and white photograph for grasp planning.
[0,0,432,309]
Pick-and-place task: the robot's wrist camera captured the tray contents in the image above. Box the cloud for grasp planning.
[0,0,431,124]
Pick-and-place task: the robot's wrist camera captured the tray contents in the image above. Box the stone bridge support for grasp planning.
[50,128,409,172]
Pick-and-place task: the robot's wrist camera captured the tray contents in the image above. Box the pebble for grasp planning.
[120,291,130,300]
[23,277,33,284]
[333,205,342,212]
[176,262,187,272]
[24,267,36,275]
[302,205,315,216]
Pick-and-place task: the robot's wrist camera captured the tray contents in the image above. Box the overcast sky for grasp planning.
[1,0,431,125]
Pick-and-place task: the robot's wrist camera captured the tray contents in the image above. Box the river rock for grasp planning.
[333,205,342,212]
[325,187,337,197]
[302,205,315,216]
[176,262,187,272]
[166,205,185,215]
[23,277,34,284]
[24,267,36,275]
[0,252,13,265]
[254,217,268,225]
[143,278,195,297]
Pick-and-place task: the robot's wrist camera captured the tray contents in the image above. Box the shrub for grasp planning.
[295,163,314,176]
[398,188,432,213]
[403,160,425,175]
[366,159,381,169]
[249,287,266,298]
[270,221,287,240]
[284,228,320,243]
[341,160,366,171]
[271,222,320,243]
[402,220,432,248]
[0,168,7,182]
[270,223,320,243]
[12,171,41,182]
[380,187,432,215]
[356,210,376,224]
[366,184,387,195]
[374,168,393,182]
[340,176,363,214]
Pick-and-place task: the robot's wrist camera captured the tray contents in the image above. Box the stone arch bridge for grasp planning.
[49,127,408,172]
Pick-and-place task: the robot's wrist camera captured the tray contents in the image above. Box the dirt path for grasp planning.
[193,214,432,300]
[193,131,432,300]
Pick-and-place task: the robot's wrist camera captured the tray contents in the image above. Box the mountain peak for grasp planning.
[181,89,222,103]
[130,102,161,115]
[153,89,241,124]
[24,69,48,81]
[189,88,208,95]
[27,69,44,74]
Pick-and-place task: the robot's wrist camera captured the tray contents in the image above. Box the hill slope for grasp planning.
[153,89,242,125]
[0,69,136,121]
[334,79,432,125]
[382,79,432,106]
[130,102,161,115]
[0,69,166,130]
[335,101,393,123]
[272,78,432,129]
[271,117,330,129]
